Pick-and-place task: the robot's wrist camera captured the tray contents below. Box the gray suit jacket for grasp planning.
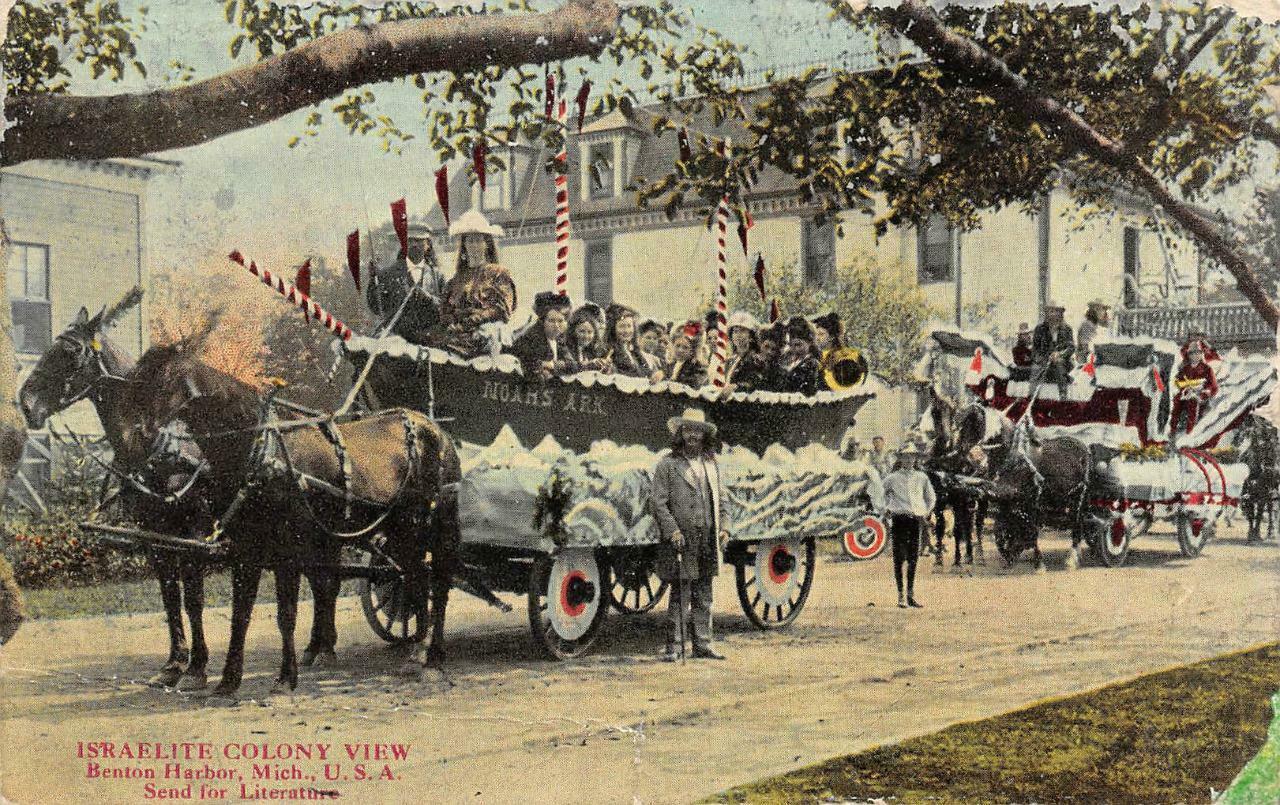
[650,452,725,580]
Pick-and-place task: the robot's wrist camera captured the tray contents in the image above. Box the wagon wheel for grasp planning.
[608,551,668,614]
[842,515,887,560]
[528,549,609,660]
[734,537,816,630]
[1092,516,1132,568]
[1176,513,1214,558]
[358,556,429,645]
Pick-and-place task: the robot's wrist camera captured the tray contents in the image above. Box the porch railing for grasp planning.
[1117,302,1275,346]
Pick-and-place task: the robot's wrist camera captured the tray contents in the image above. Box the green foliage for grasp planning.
[728,253,939,386]
[4,0,149,94]
[533,463,575,547]
[2,455,149,589]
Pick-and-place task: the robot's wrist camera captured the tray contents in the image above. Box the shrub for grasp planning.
[2,453,151,589]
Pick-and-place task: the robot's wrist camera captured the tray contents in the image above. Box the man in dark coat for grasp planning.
[507,292,575,380]
[365,232,445,344]
[780,316,821,395]
[1032,302,1075,396]
[650,407,728,661]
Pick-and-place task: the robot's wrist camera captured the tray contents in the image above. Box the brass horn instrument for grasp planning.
[821,346,869,390]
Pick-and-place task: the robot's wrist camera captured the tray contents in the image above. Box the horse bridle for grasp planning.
[34,332,132,411]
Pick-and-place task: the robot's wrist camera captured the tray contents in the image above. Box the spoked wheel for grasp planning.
[528,549,609,660]
[1176,514,1214,558]
[608,551,668,614]
[358,556,428,644]
[842,515,887,560]
[1093,516,1132,568]
[735,537,816,629]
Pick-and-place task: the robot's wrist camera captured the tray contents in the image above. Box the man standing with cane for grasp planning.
[651,408,729,662]
[883,443,935,609]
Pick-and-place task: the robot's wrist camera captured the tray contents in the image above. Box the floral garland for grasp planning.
[532,463,575,547]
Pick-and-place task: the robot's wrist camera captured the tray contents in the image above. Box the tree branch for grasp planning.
[1,0,620,166]
[884,0,1279,330]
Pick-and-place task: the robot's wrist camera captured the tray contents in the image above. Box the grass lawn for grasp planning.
[713,643,1280,804]
[19,574,364,621]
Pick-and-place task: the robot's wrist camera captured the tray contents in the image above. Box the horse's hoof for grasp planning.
[300,649,317,667]
[148,668,183,688]
[270,677,297,695]
[310,651,337,669]
[176,672,208,692]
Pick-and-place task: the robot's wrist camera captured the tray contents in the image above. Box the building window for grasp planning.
[802,218,836,287]
[917,215,955,284]
[585,239,612,305]
[7,242,51,355]
[1123,226,1140,308]
[587,143,614,200]
[480,171,506,211]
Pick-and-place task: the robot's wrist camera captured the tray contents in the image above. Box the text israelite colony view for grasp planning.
[1,0,1279,802]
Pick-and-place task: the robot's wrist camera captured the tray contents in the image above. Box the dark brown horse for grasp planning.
[19,292,217,689]
[129,342,461,695]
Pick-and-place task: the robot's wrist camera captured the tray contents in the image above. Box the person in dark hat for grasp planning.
[637,319,669,376]
[665,322,708,388]
[365,229,445,344]
[780,316,821,395]
[507,292,575,380]
[1012,322,1034,367]
[811,311,844,359]
[1032,301,1075,397]
[755,323,788,392]
[565,304,611,373]
[606,303,663,381]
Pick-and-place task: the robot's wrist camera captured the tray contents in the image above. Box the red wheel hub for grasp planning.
[1190,519,1205,537]
[768,545,795,583]
[559,570,593,617]
[1110,518,1126,548]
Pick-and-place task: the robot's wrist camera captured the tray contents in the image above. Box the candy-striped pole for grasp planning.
[554,98,571,297]
[712,194,730,387]
[229,251,354,341]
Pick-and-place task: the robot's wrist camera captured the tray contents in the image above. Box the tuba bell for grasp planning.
[821,346,869,390]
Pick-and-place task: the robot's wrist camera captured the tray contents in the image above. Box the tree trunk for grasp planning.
[2,0,620,166]
[886,0,1279,330]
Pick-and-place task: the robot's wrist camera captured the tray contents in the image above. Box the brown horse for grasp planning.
[128,341,461,695]
[19,293,218,688]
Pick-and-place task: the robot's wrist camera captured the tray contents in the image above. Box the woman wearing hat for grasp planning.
[723,310,768,392]
[665,322,708,388]
[780,316,821,395]
[811,312,843,358]
[650,408,728,661]
[508,292,575,380]
[565,305,611,373]
[882,442,935,608]
[437,209,518,356]
[606,303,663,382]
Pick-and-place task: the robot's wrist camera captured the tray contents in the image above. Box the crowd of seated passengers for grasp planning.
[506,292,850,396]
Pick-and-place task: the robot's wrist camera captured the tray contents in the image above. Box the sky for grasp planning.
[69,1,863,280]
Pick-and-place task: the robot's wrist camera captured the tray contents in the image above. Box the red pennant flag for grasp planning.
[295,259,312,321]
[346,231,361,291]
[434,166,450,227]
[769,299,780,323]
[473,139,487,191]
[545,72,556,120]
[736,212,751,258]
[574,80,592,133]
[1082,350,1096,379]
[678,128,692,164]
[391,198,409,258]
[753,254,766,301]
[968,347,983,374]
[228,250,245,266]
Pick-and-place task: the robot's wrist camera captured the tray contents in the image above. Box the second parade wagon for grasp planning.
[343,335,886,658]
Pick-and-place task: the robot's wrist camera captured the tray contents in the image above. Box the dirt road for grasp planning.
[2,527,1277,804]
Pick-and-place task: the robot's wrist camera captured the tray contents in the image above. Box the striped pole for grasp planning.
[554,97,571,297]
[712,194,730,388]
[229,251,354,342]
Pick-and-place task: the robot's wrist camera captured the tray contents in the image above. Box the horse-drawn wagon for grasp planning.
[923,328,1276,568]
[344,333,885,658]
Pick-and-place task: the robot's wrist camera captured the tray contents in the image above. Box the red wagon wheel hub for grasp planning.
[1110,518,1126,548]
[768,545,795,583]
[559,570,593,617]
[843,516,887,559]
[1190,519,1205,537]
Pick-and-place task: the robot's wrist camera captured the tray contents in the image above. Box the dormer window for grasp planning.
[481,171,506,211]
[587,143,615,199]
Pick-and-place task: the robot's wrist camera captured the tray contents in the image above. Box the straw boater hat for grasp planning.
[667,407,718,437]
[727,310,760,333]
[897,442,923,458]
[448,208,504,239]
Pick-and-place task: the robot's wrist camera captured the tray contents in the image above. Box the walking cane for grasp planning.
[674,538,687,664]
